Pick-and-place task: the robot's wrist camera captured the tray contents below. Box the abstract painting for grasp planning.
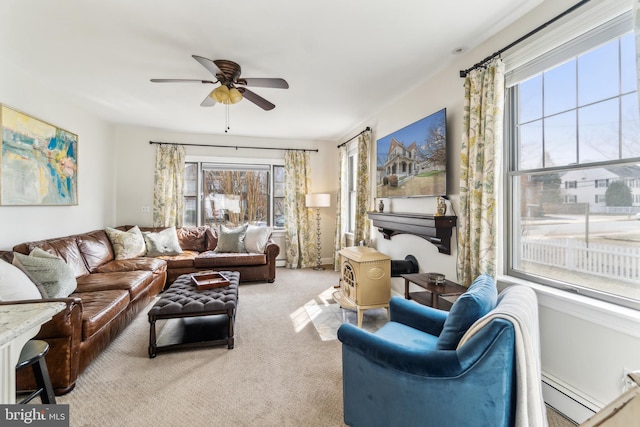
[1,105,77,205]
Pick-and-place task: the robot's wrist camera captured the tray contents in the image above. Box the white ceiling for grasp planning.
[0,0,542,141]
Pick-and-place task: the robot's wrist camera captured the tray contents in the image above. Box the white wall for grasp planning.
[339,0,640,423]
[0,61,116,249]
[113,124,337,263]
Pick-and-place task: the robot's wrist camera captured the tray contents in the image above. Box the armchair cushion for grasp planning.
[436,274,497,350]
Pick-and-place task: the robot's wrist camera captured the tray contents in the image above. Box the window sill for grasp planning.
[497,275,640,339]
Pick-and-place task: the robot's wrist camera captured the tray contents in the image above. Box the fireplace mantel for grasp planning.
[367,211,457,255]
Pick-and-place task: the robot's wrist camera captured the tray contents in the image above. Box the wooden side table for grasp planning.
[401,273,467,310]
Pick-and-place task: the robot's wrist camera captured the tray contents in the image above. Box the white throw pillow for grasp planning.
[244,225,272,253]
[143,226,183,257]
[0,259,43,301]
[105,226,146,260]
[12,249,77,299]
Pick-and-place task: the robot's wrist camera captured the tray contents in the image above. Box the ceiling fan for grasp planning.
[151,55,289,111]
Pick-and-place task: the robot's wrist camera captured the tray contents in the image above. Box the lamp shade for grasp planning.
[305,193,331,208]
[229,87,243,104]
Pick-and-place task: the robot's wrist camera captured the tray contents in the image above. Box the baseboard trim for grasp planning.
[542,372,600,424]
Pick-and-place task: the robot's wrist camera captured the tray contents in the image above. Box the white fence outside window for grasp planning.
[521,238,640,283]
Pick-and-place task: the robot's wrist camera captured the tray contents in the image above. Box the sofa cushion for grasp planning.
[156,251,198,269]
[94,258,167,274]
[75,270,154,301]
[214,224,248,253]
[244,225,272,253]
[194,251,267,268]
[77,230,115,272]
[143,227,183,257]
[75,289,130,340]
[177,226,209,252]
[436,274,497,350]
[105,226,146,260]
[205,227,218,251]
[13,249,77,298]
[0,259,42,301]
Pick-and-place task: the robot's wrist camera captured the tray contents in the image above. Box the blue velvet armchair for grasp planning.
[337,275,520,427]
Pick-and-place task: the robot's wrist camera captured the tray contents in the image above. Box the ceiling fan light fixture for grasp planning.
[212,85,230,103]
[229,87,243,104]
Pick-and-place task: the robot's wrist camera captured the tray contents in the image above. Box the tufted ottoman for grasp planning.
[148,271,239,358]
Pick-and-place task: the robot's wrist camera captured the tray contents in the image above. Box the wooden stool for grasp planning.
[15,340,56,404]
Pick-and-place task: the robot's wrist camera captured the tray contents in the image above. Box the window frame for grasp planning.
[503,10,640,310]
[183,155,285,229]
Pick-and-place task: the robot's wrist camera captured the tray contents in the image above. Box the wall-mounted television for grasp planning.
[376,108,447,198]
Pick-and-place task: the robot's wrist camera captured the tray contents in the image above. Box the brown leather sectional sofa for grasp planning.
[127,225,280,285]
[3,225,279,395]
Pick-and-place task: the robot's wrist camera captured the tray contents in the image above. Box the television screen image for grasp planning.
[376,108,447,198]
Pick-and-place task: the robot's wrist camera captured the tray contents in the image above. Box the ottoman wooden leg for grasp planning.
[148,318,157,358]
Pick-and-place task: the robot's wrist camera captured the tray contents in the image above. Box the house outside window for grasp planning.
[183,160,284,229]
[505,12,640,309]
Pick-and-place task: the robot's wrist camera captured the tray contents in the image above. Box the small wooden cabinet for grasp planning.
[333,247,391,327]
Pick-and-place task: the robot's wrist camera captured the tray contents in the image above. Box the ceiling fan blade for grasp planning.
[239,88,275,111]
[192,55,221,78]
[150,78,215,84]
[200,91,217,107]
[238,78,289,89]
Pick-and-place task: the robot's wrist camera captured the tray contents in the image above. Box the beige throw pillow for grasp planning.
[105,226,146,260]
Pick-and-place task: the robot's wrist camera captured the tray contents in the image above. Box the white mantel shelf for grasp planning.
[0,301,65,404]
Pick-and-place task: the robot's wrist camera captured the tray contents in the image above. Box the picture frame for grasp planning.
[1,105,78,205]
[376,108,447,198]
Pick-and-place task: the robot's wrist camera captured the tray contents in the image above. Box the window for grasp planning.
[183,160,284,229]
[506,12,640,308]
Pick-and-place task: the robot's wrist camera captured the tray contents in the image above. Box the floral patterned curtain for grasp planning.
[457,59,505,286]
[354,131,372,245]
[153,144,185,228]
[334,145,348,270]
[284,151,314,269]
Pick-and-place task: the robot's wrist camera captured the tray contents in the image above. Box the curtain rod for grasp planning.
[459,0,592,78]
[149,141,318,153]
[337,126,371,149]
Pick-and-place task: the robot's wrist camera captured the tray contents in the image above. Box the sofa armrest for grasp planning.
[389,296,448,337]
[264,239,280,259]
[0,297,83,337]
[338,322,462,377]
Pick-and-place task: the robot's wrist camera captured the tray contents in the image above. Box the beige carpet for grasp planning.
[56,267,576,427]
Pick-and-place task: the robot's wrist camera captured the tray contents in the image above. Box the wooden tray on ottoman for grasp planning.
[191,272,230,289]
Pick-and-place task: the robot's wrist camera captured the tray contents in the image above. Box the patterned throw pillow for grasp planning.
[12,248,77,298]
[214,224,248,253]
[105,226,146,260]
[244,225,272,253]
[143,227,183,257]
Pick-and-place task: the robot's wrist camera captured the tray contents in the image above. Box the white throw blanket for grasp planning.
[458,285,548,427]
